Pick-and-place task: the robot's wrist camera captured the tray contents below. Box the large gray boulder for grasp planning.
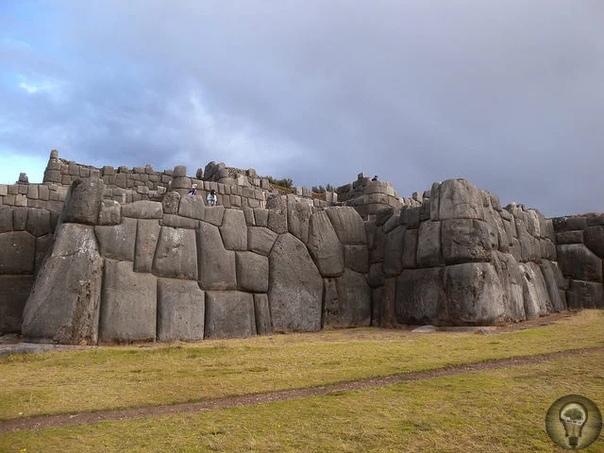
[157,278,205,342]
[287,195,312,243]
[220,209,247,250]
[307,210,344,277]
[122,200,163,219]
[248,226,278,256]
[402,228,418,269]
[396,267,444,325]
[61,177,105,225]
[520,262,551,319]
[416,221,443,267]
[325,207,367,244]
[566,280,604,309]
[178,195,205,220]
[95,218,137,262]
[438,179,484,221]
[266,195,288,234]
[442,219,492,264]
[236,251,269,293]
[0,231,35,274]
[0,275,34,333]
[268,233,323,332]
[383,225,405,277]
[253,293,272,335]
[22,224,103,344]
[134,219,161,272]
[344,244,369,273]
[197,221,236,290]
[25,208,52,236]
[539,260,567,312]
[324,269,371,328]
[204,291,256,339]
[99,259,157,343]
[558,244,602,282]
[98,199,121,226]
[584,226,604,258]
[491,252,525,322]
[153,227,198,280]
[442,262,505,325]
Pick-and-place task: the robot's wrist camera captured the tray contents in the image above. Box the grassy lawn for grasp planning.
[0,310,603,452]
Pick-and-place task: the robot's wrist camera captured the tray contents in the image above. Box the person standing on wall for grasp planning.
[207,189,217,206]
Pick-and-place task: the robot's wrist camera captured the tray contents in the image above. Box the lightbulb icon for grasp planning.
[559,402,588,449]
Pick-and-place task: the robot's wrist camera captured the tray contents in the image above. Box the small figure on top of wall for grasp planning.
[207,189,217,206]
[187,184,197,196]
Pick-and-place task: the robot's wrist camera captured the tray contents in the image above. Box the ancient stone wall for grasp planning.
[553,214,604,309]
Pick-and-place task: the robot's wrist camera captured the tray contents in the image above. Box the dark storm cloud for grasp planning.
[1,0,602,216]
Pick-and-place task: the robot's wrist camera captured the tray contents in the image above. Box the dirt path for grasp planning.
[2,346,601,434]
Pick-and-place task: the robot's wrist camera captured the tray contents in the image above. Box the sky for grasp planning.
[1,1,603,217]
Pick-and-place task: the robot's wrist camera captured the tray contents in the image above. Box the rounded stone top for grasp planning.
[50,149,59,159]
[173,165,187,177]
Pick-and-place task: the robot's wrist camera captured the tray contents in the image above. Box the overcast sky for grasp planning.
[1,1,602,217]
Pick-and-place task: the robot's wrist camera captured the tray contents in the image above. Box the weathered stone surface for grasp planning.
[268,233,323,332]
[0,231,35,274]
[13,207,28,230]
[197,222,236,290]
[520,262,550,319]
[25,208,51,236]
[0,206,12,233]
[383,225,405,277]
[236,251,269,293]
[253,293,271,335]
[442,219,492,264]
[584,226,604,258]
[99,259,157,343]
[247,226,278,256]
[396,267,444,325]
[0,275,34,333]
[157,278,205,342]
[98,199,121,225]
[517,223,541,262]
[401,228,418,269]
[369,227,386,264]
[122,200,163,219]
[95,218,137,262]
[22,224,103,344]
[307,210,344,277]
[323,269,371,327]
[367,262,385,288]
[178,195,205,220]
[203,205,225,226]
[287,195,311,243]
[556,231,583,245]
[162,191,181,215]
[491,252,525,322]
[204,291,256,339]
[266,195,288,234]
[344,244,369,273]
[254,208,269,227]
[153,227,198,280]
[220,209,247,250]
[438,179,484,221]
[566,280,604,309]
[325,207,367,244]
[442,262,505,325]
[557,244,602,282]
[160,214,198,229]
[134,220,161,273]
[380,278,397,327]
[416,221,443,267]
[539,260,567,312]
[35,234,54,273]
[61,177,105,225]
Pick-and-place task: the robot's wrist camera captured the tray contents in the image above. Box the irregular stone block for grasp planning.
[204,291,256,339]
[162,191,181,215]
[220,209,247,250]
[367,262,385,288]
[0,231,35,274]
[248,226,278,256]
[269,233,323,332]
[520,262,550,319]
[442,262,505,325]
[556,231,584,244]
[491,252,525,322]
[267,195,288,234]
[61,177,105,225]
[254,208,269,227]
[539,260,567,312]
[253,293,271,335]
[344,244,369,274]
[99,259,157,343]
[35,234,54,273]
[153,226,198,280]
[236,251,269,292]
[160,214,198,229]
[134,219,161,273]
[95,218,137,262]
[22,224,103,344]
[157,278,205,342]
[566,280,604,309]
[396,267,444,325]
[0,206,12,232]
[442,219,492,264]
[416,221,443,267]
[307,210,344,277]
[584,226,604,258]
[12,207,28,230]
[98,200,121,225]
[25,208,51,237]
[325,206,367,244]
[122,200,163,219]
[558,244,602,282]
[0,275,34,333]
[287,195,311,243]
[402,228,418,269]
[197,221,236,290]
[438,179,484,221]
[178,195,205,220]
[324,269,371,328]
[203,205,225,226]
[383,225,405,277]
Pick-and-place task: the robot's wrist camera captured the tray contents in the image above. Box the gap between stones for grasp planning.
[1,346,601,434]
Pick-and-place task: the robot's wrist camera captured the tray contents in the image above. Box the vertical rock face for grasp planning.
[268,233,323,332]
[204,291,256,339]
[307,211,344,277]
[22,224,104,344]
[197,222,236,290]
[157,279,205,342]
[153,227,198,280]
[0,276,34,333]
[61,177,105,225]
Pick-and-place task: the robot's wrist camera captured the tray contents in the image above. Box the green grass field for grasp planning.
[1,310,603,452]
